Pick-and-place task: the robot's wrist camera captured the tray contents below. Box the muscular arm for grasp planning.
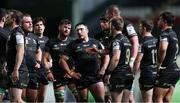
[59,55,72,75]
[158,41,168,67]
[59,55,81,79]
[36,48,42,62]
[108,49,120,71]
[129,35,139,59]
[99,54,110,75]
[14,43,25,71]
[42,51,52,71]
[134,53,143,73]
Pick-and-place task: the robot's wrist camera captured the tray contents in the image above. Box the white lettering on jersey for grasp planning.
[126,24,136,36]
[16,34,24,44]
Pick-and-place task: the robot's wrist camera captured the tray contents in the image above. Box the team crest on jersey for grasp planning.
[52,44,59,50]
[112,41,120,50]
[75,46,83,52]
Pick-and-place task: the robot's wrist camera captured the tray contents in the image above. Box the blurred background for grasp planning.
[1,0,180,102]
[1,0,180,39]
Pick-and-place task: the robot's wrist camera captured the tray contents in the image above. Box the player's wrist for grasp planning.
[68,70,74,76]
[46,69,52,74]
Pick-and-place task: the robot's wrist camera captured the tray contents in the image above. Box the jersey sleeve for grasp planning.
[126,24,137,38]
[112,40,121,52]
[15,32,24,44]
[160,32,169,42]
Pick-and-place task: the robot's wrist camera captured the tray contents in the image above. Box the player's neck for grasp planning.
[58,34,68,41]
[113,31,122,37]
[36,33,43,38]
[81,37,89,43]
[143,32,152,37]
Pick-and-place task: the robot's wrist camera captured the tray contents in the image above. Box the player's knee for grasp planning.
[54,89,65,101]
[70,88,78,96]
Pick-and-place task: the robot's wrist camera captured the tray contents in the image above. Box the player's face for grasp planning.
[22,16,33,32]
[76,24,89,40]
[100,20,110,31]
[34,21,45,35]
[59,24,71,37]
[5,12,13,26]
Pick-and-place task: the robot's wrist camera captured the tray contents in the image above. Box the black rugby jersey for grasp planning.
[139,36,158,68]
[109,34,131,74]
[6,26,27,72]
[44,37,72,73]
[0,27,9,64]
[95,30,111,49]
[65,38,104,76]
[25,33,40,72]
[34,34,49,50]
[159,28,179,67]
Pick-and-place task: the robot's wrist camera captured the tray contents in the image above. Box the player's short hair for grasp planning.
[33,17,45,25]
[9,9,23,25]
[110,17,124,31]
[140,19,153,32]
[0,8,7,20]
[159,11,175,26]
[75,22,88,29]
[100,15,109,22]
[59,19,71,26]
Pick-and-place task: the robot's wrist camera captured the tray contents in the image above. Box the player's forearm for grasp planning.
[14,44,24,71]
[43,52,51,70]
[108,56,119,71]
[59,55,72,75]
[130,36,139,59]
[36,48,42,62]
[100,55,110,73]
[158,49,166,66]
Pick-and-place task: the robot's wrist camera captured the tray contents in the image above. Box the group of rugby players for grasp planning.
[0,4,180,103]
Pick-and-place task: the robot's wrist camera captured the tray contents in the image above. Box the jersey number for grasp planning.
[125,48,131,64]
[151,49,157,64]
